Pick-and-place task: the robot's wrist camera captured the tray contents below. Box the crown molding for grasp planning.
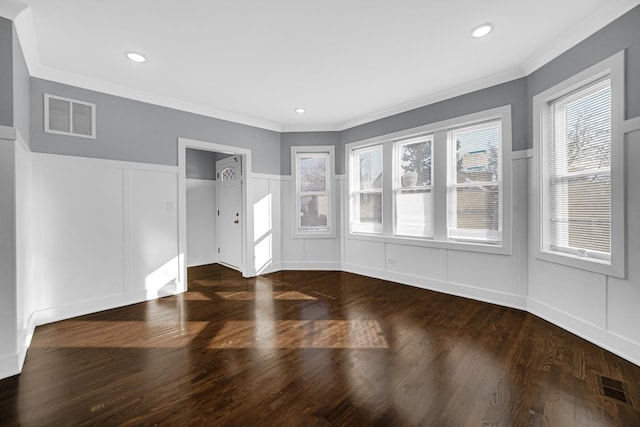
[31,66,283,132]
[0,0,26,21]
[336,67,526,131]
[521,0,640,74]
[6,0,639,134]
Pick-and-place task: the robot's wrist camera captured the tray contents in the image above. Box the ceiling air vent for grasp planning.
[44,94,96,139]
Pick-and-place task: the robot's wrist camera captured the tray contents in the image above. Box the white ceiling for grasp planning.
[14,0,640,131]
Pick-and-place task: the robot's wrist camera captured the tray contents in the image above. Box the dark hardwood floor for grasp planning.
[1,264,639,426]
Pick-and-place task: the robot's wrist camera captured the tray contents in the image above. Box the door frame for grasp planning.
[177,137,254,292]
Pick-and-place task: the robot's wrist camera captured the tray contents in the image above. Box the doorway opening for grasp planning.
[178,137,253,292]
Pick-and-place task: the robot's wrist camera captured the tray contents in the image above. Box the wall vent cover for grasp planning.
[596,374,633,406]
[44,94,96,139]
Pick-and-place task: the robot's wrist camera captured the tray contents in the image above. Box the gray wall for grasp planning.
[13,25,29,145]
[281,131,342,175]
[526,5,640,148]
[30,78,282,174]
[186,148,217,180]
[0,18,13,127]
[340,78,528,152]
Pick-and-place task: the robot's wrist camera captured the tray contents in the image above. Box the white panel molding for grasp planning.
[32,152,178,173]
[528,297,640,367]
[342,262,527,310]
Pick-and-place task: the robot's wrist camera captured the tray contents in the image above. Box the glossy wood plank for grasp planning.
[1,264,639,426]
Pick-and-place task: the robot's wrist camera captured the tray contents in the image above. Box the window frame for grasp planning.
[393,135,434,238]
[291,145,336,238]
[532,50,625,278]
[346,105,512,255]
[350,144,385,234]
[446,119,503,244]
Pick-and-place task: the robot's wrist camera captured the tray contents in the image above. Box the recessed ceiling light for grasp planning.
[294,107,306,114]
[471,24,493,38]
[126,52,146,63]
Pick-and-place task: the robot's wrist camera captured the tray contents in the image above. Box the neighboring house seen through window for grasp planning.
[347,105,512,253]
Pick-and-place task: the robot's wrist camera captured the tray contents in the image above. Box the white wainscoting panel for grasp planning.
[385,244,444,281]
[607,132,640,345]
[447,250,521,296]
[36,156,125,309]
[32,153,178,325]
[130,170,179,298]
[186,179,216,267]
[252,175,282,274]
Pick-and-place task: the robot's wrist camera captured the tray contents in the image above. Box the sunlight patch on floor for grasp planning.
[208,320,389,349]
[31,321,209,348]
[215,291,317,301]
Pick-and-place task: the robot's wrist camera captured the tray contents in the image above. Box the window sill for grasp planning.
[347,232,511,255]
[535,249,625,278]
[293,230,336,239]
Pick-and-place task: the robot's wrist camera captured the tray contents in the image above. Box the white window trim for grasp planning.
[532,50,625,278]
[291,145,336,238]
[44,93,97,139]
[346,105,512,255]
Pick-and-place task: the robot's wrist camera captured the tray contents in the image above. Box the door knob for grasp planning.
[234,220,239,224]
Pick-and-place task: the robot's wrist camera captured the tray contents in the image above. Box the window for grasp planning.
[292,146,335,237]
[44,94,96,139]
[549,78,611,259]
[447,120,502,243]
[351,145,383,233]
[347,105,512,253]
[533,51,624,277]
[394,136,433,237]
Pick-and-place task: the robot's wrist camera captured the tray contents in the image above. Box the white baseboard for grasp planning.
[0,352,19,380]
[528,298,640,367]
[34,289,164,326]
[280,261,342,271]
[342,262,527,310]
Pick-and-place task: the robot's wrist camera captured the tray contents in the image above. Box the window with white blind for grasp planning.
[447,121,502,243]
[292,146,335,237]
[347,105,512,254]
[533,51,625,277]
[394,135,433,237]
[548,78,611,259]
[351,145,384,234]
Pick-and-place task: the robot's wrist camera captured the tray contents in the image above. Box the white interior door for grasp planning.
[216,155,243,269]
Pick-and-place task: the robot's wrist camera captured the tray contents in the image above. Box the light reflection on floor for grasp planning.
[215,291,317,300]
[208,320,389,349]
[31,321,209,348]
